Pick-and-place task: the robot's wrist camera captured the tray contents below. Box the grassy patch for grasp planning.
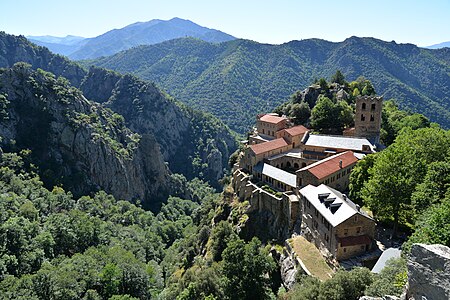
[291,236,334,281]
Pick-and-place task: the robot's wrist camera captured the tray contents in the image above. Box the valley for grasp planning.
[0,9,449,299]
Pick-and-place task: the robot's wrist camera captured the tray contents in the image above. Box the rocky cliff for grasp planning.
[406,243,450,300]
[80,67,237,187]
[359,243,450,300]
[0,63,169,208]
[0,32,238,193]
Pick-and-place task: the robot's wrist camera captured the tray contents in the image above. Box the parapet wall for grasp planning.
[232,169,297,240]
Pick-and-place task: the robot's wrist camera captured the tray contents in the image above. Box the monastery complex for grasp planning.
[233,96,383,261]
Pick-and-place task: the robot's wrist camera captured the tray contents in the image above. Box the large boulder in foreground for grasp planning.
[406,243,450,300]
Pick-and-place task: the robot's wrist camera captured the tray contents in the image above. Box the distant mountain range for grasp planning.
[27,18,235,59]
[86,37,450,132]
[28,35,85,45]
[426,41,450,49]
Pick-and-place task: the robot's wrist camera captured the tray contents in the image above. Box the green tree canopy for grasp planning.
[411,161,450,213]
[221,237,276,300]
[310,96,339,132]
[330,70,346,85]
[310,96,354,133]
[405,194,450,251]
[362,127,450,235]
[291,102,311,125]
[365,258,407,297]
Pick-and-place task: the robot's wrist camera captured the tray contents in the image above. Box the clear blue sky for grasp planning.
[1,0,449,46]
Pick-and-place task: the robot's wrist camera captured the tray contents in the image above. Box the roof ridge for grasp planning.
[298,151,353,171]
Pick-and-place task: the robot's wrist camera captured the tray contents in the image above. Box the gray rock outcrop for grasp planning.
[406,243,450,300]
[81,67,237,187]
[279,251,297,290]
[0,64,169,207]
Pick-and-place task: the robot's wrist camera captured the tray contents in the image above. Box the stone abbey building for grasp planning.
[233,96,381,261]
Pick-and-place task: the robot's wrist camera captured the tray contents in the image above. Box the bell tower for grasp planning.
[354,96,382,144]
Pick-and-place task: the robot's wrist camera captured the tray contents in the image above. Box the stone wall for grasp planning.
[232,169,299,241]
[354,96,382,143]
[335,215,376,260]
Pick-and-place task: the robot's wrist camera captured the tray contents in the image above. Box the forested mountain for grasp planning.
[0,63,170,207]
[27,18,235,60]
[87,37,450,133]
[0,32,238,206]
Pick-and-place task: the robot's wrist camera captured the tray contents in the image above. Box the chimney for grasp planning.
[355,204,360,212]
[342,194,347,201]
[339,160,343,169]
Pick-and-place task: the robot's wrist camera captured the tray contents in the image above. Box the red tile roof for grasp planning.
[300,151,358,180]
[250,138,288,155]
[338,235,372,247]
[259,114,287,124]
[281,125,308,137]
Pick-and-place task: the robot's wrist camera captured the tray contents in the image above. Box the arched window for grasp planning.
[302,163,307,168]
[370,114,374,122]
[371,103,376,110]
[362,103,366,110]
[361,114,365,121]
[294,163,299,169]
[286,162,291,168]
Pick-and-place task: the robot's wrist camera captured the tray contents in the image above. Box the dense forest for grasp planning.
[86,37,450,133]
[0,29,449,299]
[1,120,447,299]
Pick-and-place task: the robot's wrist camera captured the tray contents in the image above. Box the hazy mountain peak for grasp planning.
[426,41,450,49]
[26,18,236,60]
[27,34,85,45]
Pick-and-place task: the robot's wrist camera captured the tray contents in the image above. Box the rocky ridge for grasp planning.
[0,32,238,196]
[0,63,169,207]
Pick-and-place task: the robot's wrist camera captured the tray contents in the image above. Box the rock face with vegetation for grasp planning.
[0,32,238,192]
[81,67,237,187]
[0,63,170,207]
[406,244,450,300]
[88,37,450,132]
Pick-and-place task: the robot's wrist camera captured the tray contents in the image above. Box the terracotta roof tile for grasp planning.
[281,125,308,137]
[250,138,288,155]
[338,235,372,247]
[300,151,358,180]
[259,114,287,124]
